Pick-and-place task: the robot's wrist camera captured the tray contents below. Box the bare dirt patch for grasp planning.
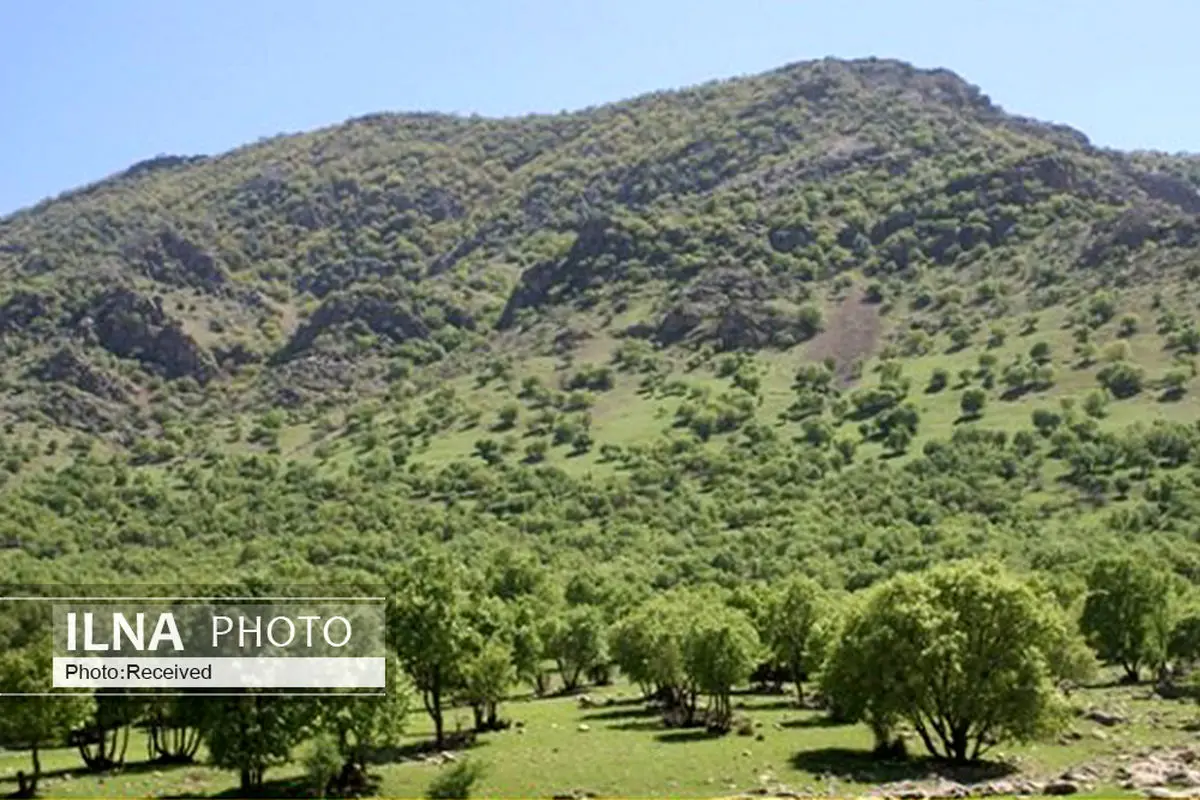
[805,286,883,386]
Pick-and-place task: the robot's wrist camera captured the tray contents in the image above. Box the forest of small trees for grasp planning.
[4,552,1200,797]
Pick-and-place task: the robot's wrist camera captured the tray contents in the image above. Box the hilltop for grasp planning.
[1,57,1197,441]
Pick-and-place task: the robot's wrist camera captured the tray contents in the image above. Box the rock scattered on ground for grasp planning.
[1116,747,1200,790]
[1084,708,1129,727]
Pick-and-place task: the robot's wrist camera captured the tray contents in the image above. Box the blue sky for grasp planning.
[2,0,1197,216]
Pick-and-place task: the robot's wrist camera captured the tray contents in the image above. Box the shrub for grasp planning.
[1032,409,1062,436]
[1029,341,1052,365]
[1097,361,1144,399]
[1102,340,1132,363]
[426,760,486,800]
[1083,390,1108,419]
[303,734,343,798]
[960,389,986,419]
[1118,314,1140,338]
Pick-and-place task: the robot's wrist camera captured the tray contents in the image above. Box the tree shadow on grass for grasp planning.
[608,718,665,733]
[164,775,317,798]
[366,734,489,766]
[789,748,1017,785]
[581,704,662,722]
[732,698,797,712]
[655,729,724,744]
[780,715,843,730]
[2,757,192,787]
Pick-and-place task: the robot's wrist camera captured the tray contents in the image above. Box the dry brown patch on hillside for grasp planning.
[805,285,882,386]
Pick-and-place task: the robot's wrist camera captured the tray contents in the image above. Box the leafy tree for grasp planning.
[0,642,94,797]
[609,597,693,712]
[822,562,1092,763]
[1118,314,1140,338]
[460,641,515,731]
[523,439,548,463]
[683,605,760,730]
[1097,361,1144,398]
[545,606,607,692]
[1103,340,1133,363]
[763,576,833,702]
[1029,341,1052,364]
[1081,556,1172,681]
[1088,291,1117,326]
[884,426,912,455]
[313,654,412,785]
[926,368,949,393]
[510,598,554,696]
[303,733,344,799]
[1168,606,1200,668]
[960,388,986,419]
[143,696,206,763]
[1083,390,1108,419]
[949,327,972,350]
[472,438,503,466]
[495,404,520,431]
[1161,370,1189,401]
[203,693,316,793]
[390,554,474,747]
[76,691,145,771]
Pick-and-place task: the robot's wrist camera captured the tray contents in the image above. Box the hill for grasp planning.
[9,56,1200,800]
[2,57,1197,439]
[1,55,1200,580]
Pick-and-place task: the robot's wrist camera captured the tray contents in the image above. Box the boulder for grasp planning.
[1043,780,1080,796]
[1084,708,1127,727]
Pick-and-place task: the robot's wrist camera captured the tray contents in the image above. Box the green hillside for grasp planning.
[3,57,1200,799]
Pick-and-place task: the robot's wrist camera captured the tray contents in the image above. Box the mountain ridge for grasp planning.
[1,56,1199,448]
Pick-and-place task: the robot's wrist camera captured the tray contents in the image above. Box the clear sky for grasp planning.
[2,0,1197,216]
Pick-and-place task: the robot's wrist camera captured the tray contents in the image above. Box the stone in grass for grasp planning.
[1043,779,1081,795]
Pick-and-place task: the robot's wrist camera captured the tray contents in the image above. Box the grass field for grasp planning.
[3,678,1197,799]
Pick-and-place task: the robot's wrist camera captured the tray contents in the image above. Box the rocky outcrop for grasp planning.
[296,256,402,298]
[34,385,124,434]
[1079,204,1200,268]
[130,228,227,291]
[499,216,640,328]
[648,269,822,351]
[1115,748,1200,792]
[76,287,217,384]
[28,347,131,403]
[1123,166,1200,214]
[0,291,57,336]
[274,286,475,362]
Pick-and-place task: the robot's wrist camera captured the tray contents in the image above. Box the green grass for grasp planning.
[3,680,1197,798]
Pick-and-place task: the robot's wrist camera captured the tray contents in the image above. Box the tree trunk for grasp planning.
[951,726,970,763]
[18,743,42,797]
[117,726,129,767]
[432,689,445,748]
[423,673,446,749]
